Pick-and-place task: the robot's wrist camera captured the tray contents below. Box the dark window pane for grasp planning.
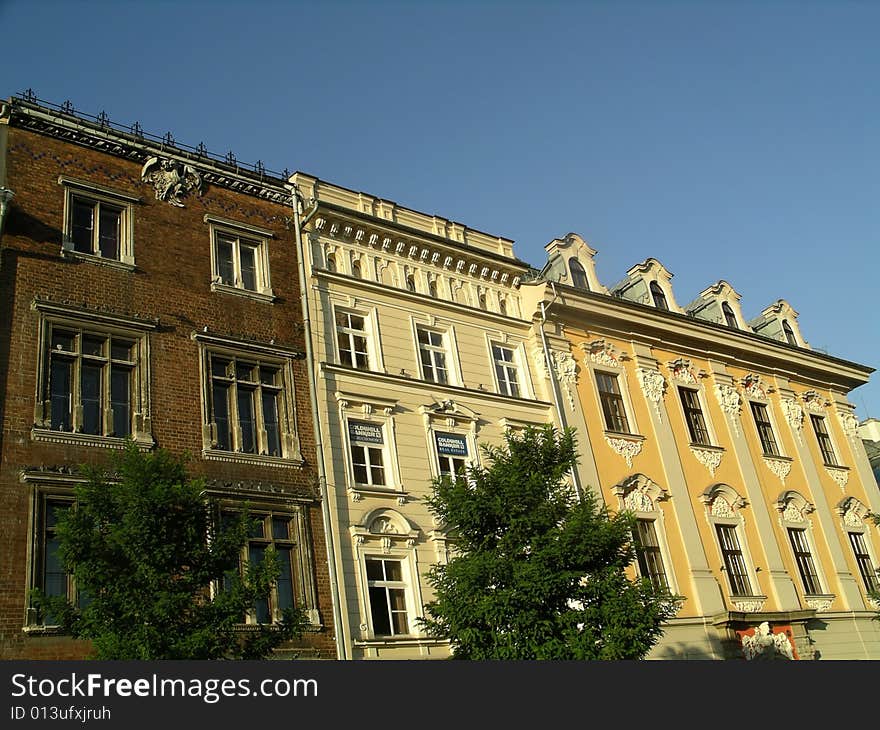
[262,391,280,457]
[81,362,102,435]
[51,330,75,352]
[212,382,231,450]
[236,362,255,382]
[369,586,392,635]
[240,243,257,290]
[383,560,402,582]
[111,340,134,361]
[249,545,271,623]
[259,367,278,386]
[237,388,256,453]
[49,359,72,431]
[98,206,121,259]
[569,259,589,289]
[365,559,384,581]
[272,517,290,540]
[276,547,294,611]
[650,282,668,310]
[71,199,94,253]
[82,335,105,357]
[216,236,235,285]
[110,366,131,437]
[211,358,230,378]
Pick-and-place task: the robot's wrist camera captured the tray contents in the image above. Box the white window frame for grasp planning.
[487,338,532,399]
[205,214,275,302]
[591,368,639,436]
[810,413,840,467]
[837,498,880,603]
[60,176,138,268]
[775,491,831,601]
[338,394,401,497]
[332,303,383,373]
[749,399,783,457]
[676,385,717,447]
[195,331,302,466]
[352,510,423,642]
[410,317,462,387]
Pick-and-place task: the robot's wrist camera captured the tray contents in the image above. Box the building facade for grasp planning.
[521,232,880,659]
[0,96,337,659]
[289,173,558,658]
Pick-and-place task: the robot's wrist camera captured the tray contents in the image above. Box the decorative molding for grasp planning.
[582,339,621,369]
[825,466,849,491]
[781,502,805,523]
[551,351,578,410]
[805,597,833,612]
[837,409,859,443]
[714,383,742,435]
[733,600,767,615]
[667,358,698,384]
[710,495,737,518]
[691,446,723,476]
[801,390,828,414]
[740,621,793,659]
[636,368,666,420]
[842,503,864,528]
[604,435,643,468]
[780,397,804,438]
[141,156,203,207]
[741,374,769,400]
[763,456,792,484]
[624,489,654,513]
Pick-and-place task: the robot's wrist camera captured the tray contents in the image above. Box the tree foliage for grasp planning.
[419,425,680,659]
[32,442,308,659]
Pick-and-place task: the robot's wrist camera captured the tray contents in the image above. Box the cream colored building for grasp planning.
[289,174,558,659]
[521,232,880,659]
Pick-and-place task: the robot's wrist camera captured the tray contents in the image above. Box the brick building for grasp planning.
[0,95,337,659]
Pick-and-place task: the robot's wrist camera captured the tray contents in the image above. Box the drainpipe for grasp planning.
[287,182,346,660]
[0,187,13,241]
[538,281,584,501]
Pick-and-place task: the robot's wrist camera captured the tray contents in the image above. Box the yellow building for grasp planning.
[289,174,557,659]
[521,233,880,659]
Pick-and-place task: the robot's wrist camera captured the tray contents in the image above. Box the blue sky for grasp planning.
[3,0,879,419]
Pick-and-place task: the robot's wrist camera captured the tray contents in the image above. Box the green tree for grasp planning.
[419,425,680,659]
[32,442,308,659]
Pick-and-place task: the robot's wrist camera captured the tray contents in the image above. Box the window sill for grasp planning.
[603,430,645,442]
[354,636,445,648]
[822,463,848,471]
[32,428,154,450]
[348,485,408,504]
[22,624,65,636]
[762,453,792,462]
[60,246,136,271]
[202,449,303,469]
[689,442,724,452]
[210,281,276,303]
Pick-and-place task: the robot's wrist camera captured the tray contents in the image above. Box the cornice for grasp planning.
[536,283,873,390]
[5,98,292,205]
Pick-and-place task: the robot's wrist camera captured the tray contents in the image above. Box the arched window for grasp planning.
[568,259,589,290]
[650,281,668,311]
[782,320,797,346]
[722,302,738,329]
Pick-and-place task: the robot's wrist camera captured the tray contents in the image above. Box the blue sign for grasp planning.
[435,432,468,457]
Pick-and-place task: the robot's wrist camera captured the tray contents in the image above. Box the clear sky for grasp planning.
[3,0,878,419]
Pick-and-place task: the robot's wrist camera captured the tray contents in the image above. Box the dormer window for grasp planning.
[568,259,589,290]
[782,320,797,346]
[722,302,738,329]
[650,282,668,311]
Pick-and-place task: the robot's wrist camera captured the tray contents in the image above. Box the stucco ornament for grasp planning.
[582,339,620,369]
[741,374,768,400]
[741,622,794,660]
[141,156,203,207]
[691,446,722,476]
[714,383,742,435]
[825,467,848,491]
[801,390,827,414]
[623,488,654,513]
[764,457,792,484]
[837,410,859,442]
[710,495,736,518]
[806,598,832,612]
[604,436,642,468]
[780,397,804,439]
[668,358,697,384]
[636,368,666,420]
[551,351,578,410]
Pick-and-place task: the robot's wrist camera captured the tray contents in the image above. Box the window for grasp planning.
[428,279,438,298]
[492,344,520,397]
[848,532,879,594]
[351,259,362,279]
[722,302,738,329]
[206,216,273,299]
[434,431,468,478]
[633,519,669,591]
[679,387,711,445]
[750,402,780,456]
[366,558,410,636]
[240,512,300,624]
[336,311,370,370]
[810,414,838,466]
[782,320,797,346]
[326,252,337,272]
[715,523,752,596]
[650,281,668,310]
[61,178,137,266]
[788,528,822,595]
[406,275,416,293]
[596,371,630,433]
[569,259,589,289]
[348,421,387,487]
[41,326,137,438]
[417,328,449,384]
[208,355,284,456]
